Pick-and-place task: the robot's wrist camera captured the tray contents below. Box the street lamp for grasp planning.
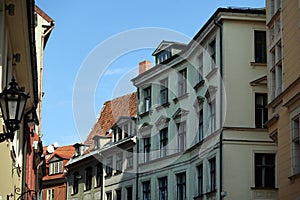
[0,78,29,142]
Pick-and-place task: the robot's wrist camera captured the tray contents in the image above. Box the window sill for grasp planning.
[139,110,152,118]
[205,68,218,80]
[105,175,112,179]
[155,102,170,111]
[250,62,267,67]
[205,190,217,197]
[173,93,189,104]
[193,194,204,200]
[288,172,300,181]
[194,80,205,91]
[114,171,122,175]
[251,187,278,190]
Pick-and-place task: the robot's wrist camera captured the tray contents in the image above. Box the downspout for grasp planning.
[135,88,139,200]
[214,16,224,200]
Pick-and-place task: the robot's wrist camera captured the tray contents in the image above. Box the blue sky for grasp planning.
[36,0,265,146]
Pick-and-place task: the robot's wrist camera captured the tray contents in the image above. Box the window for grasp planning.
[209,157,216,192]
[106,156,113,177]
[198,52,204,82]
[118,127,122,141]
[159,177,168,200]
[116,152,123,174]
[49,161,63,175]
[47,188,54,200]
[197,164,203,196]
[106,192,112,200]
[254,31,266,63]
[255,153,275,188]
[143,87,151,112]
[96,163,103,187]
[209,99,216,133]
[270,42,283,99]
[255,93,268,128]
[113,128,117,142]
[199,109,203,142]
[85,167,93,191]
[124,124,129,138]
[116,189,122,200]
[127,186,133,200]
[176,172,186,200]
[177,122,186,152]
[142,181,151,200]
[144,137,151,162]
[178,68,187,96]
[209,39,216,70]
[291,115,300,175]
[160,128,168,157]
[126,148,133,169]
[160,78,168,105]
[73,172,79,194]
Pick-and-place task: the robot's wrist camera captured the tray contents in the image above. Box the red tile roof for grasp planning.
[84,92,137,145]
[34,5,54,23]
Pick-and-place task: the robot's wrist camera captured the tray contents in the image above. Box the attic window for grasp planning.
[49,161,63,175]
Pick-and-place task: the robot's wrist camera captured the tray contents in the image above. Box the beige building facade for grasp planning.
[266,0,300,199]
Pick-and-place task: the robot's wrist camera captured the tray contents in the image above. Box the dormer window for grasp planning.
[73,143,84,157]
[93,135,101,149]
[156,50,171,64]
[49,161,63,175]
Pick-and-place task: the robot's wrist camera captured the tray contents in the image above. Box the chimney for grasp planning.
[139,60,151,75]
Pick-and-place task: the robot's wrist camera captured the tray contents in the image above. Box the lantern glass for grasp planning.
[0,78,29,133]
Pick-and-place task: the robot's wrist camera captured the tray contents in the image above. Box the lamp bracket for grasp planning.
[0,132,14,143]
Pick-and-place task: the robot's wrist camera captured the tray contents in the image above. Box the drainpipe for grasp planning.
[136,88,140,200]
[214,15,224,200]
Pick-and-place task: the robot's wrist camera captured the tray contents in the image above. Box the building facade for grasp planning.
[0,1,52,199]
[266,0,300,199]
[66,93,137,200]
[42,144,74,200]
[132,7,277,200]
[25,5,54,200]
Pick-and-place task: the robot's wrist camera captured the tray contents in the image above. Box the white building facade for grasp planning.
[132,8,277,200]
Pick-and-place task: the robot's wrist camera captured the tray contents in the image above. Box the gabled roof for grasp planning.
[43,145,75,162]
[152,40,186,56]
[34,5,54,23]
[84,92,137,145]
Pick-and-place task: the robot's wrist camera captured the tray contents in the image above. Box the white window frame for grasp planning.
[291,107,300,175]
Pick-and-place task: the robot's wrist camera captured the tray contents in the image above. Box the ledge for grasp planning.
[139,109,153,118]
[173,93,189,104]
[288,172,300,181]
[194,80,205,91]
[155,102,170,111]
[250,62,267,67]
[205,68,218,80]
[250,187,278,190]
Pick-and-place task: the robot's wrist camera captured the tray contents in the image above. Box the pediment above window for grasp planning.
[155,115,170,129]
[172,108,189,120]
[250,76,267,86]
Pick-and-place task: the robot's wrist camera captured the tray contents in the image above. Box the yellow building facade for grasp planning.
[266,0,300,199]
